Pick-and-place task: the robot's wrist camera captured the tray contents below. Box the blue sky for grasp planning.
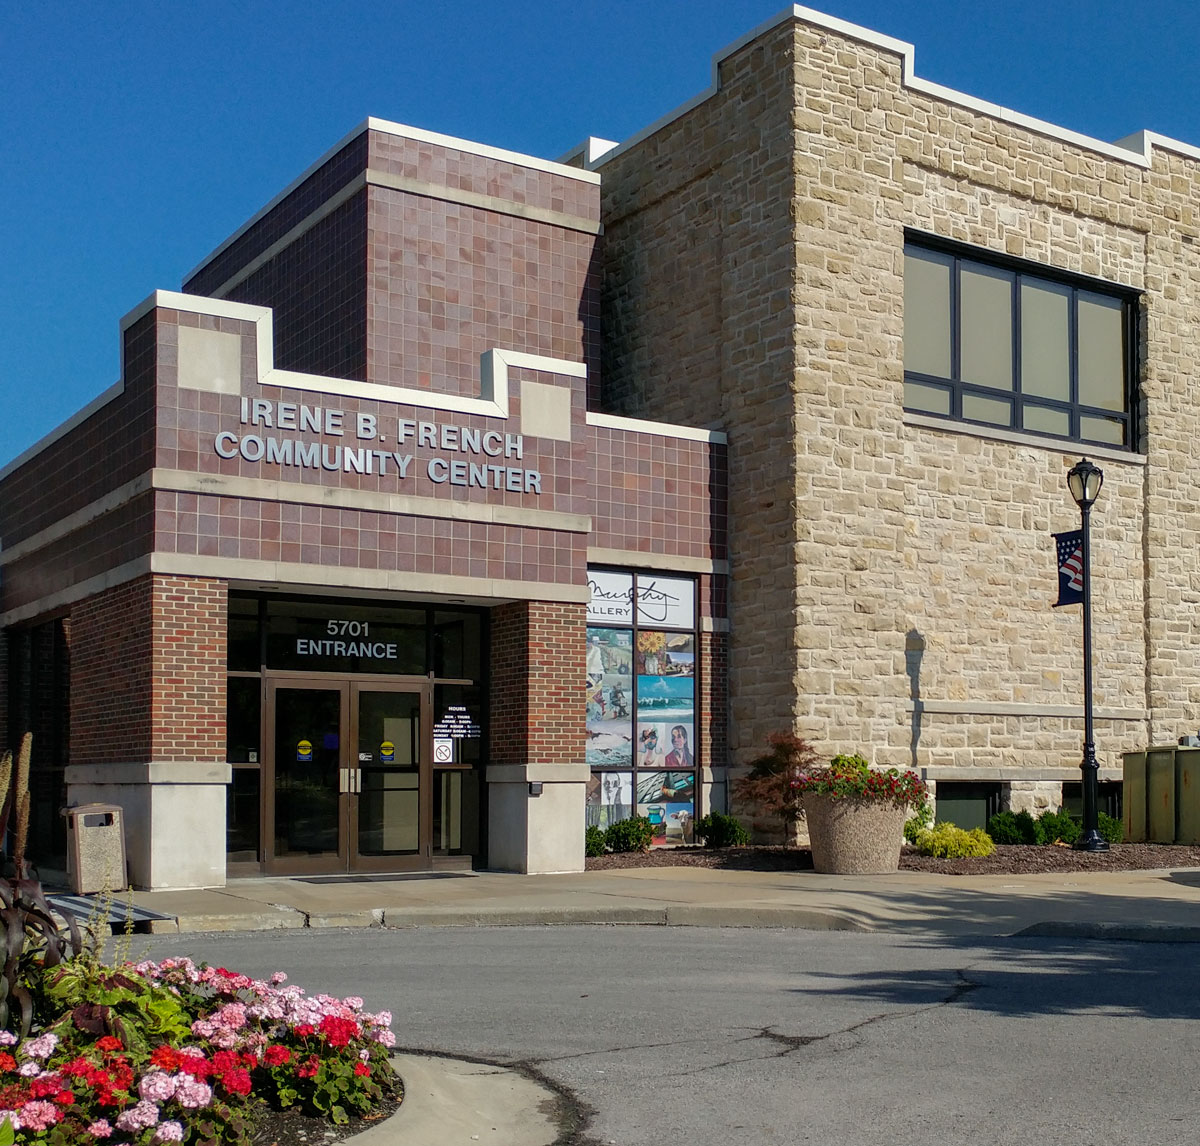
[3,1,1198,463]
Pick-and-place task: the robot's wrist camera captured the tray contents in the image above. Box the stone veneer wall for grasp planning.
[597,13,1200,782]
[70,575,226,766]
[489,600,586,766]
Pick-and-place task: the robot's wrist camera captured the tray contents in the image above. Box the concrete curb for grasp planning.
[155,904,871,933]
[1013,921,1200,943]
[350,1053,563,1146]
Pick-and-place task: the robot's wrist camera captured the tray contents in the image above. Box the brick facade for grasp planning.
[70,575,226,766]
[490,600,586,767]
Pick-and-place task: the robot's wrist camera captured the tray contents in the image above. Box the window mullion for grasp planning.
[1012,272,1022,431]
[950,256,962,419]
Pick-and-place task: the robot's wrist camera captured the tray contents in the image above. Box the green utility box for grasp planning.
[1176,748,1200,844]
[1123,751,1147,842]
[1123,745,1200,844]
[1147,747,1177,842]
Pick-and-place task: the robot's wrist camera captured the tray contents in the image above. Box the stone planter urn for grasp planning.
[802,794,909,874]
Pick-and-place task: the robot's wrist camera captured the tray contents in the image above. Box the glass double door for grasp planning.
[266,679,431,874]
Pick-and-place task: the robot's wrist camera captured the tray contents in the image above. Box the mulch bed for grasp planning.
[251,1092,402,1146]
[585,842,1200,876]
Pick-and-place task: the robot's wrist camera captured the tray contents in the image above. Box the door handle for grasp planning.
[339,768,349,794]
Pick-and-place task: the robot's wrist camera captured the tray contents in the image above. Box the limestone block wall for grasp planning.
[598,9,1200,784]
[601,21,812,772]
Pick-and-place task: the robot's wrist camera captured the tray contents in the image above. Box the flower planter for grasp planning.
[802,794,909,874]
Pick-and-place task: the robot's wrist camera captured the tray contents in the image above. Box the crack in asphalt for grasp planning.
[664,967,983,1077]
[438,968,985,1140]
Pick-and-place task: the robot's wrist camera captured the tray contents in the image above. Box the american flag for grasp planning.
[1053,530,1084,607]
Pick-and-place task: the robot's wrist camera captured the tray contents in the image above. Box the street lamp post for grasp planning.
[1067,457,1109,853]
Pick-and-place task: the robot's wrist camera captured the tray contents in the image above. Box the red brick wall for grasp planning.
[70,575,226,765]
[489,600,585,766]
[150,577,227,761]
[71,578,154,764]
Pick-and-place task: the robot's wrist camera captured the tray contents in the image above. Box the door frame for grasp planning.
[347,678,433,873]
[262,672,434,875]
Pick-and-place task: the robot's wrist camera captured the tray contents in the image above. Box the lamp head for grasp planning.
[1067,457,1104,510]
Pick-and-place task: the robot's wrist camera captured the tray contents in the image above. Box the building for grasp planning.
[5,5,1199,887]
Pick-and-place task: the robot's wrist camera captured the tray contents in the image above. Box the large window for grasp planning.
[904,238,1136,448]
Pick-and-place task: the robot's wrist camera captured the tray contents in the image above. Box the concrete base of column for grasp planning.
[485,764,588,874]
[64,761,231,890]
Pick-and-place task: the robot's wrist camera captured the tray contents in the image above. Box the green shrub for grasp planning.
[604,815,653,853]
[585,825,607,857]
[1036,807,1081,846]
[694,812,751,848]
[913,823,996,858]
[903,801,934,844]
[1098,811,1124,844]
[986,809,1040,845]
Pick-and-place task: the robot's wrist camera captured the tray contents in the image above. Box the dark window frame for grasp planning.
[903,233,1139,451]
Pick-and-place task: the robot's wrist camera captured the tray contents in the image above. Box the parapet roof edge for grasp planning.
[590,3,1200,171]
[185,116,600,285]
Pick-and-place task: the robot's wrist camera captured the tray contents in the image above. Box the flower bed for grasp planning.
[0,955,399,1146]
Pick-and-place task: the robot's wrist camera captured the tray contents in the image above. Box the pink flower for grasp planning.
[22,1033,58,1060]
[18,1101,62,1130]
[0,1032,16,1047]
[116,1100,160,1132]
[269,971,287,985]
[87,1119,114,1138]
[138,1072,178,1102]
[155,1121,185,1142]
[174,1078,213,1109]
[19,1062,42,1077]
[372,1029,396,1048]
[0,1111,21,1131]
[213,1003,247,1029]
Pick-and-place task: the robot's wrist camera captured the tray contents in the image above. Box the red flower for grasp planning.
[95,1037,123,1053]
[54,1090,75,1106]
[150,1046,183,1072]
[295,1056,321,1080]
[178,1052,211,1079]
[318,1015,360,1049]
[293,1023,315,1037]
[0,1053,16,1072]
[221,1068,253,1096]
[353,1063,370,1077]
[58,1057,91,1078]
[31,1075,65,1098]
[262,1046,291,1067]
[241,1052,259,1070]
[211,1050,241,1076]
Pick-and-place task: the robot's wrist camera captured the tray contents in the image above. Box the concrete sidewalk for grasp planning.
[103,862,1200,941]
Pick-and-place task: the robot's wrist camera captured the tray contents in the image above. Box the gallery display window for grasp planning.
[225,593,485,874]
[585,570,699,845]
